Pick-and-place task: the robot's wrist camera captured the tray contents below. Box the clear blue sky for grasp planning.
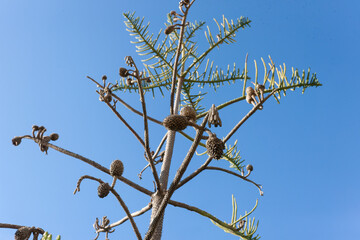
[1,0,359,239]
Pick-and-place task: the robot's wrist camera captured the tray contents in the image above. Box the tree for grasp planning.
[4,0,321,239]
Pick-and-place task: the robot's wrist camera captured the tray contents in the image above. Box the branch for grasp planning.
[100,203,152,229]
[205,167,263,195]
[168,200,251,239]
[20,136,153,196]
[131,60,162,192]
[104,101,145,147]
[170,3,192,114]
[223,89,276,143]
[176,156,212,189]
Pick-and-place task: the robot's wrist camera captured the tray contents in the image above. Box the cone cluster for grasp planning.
[163,115,188,131]
[206,134,225,160]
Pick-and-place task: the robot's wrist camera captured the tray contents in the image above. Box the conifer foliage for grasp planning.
[8,0,321,239]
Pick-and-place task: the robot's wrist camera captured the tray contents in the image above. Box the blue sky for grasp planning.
[1,0,359,239]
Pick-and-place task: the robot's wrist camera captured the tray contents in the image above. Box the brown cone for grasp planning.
[110,160,124,177]
[97,183,111,198]
[163,115,188,131]
[206,135,225,160]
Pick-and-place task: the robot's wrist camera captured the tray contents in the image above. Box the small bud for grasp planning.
[110,160,124,177]
[246,164,253,172]
[102,75,107,81]
[126,78,134,86]
[119,68,129,77]
[38,126,45,131]
[164,25,176,35]
[12,136,22,146]
[32,125,39,131]
[170,10,177,16]
[98,182,111,198]
[50,133,59,141]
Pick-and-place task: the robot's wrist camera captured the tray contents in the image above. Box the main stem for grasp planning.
[149,4,191,240]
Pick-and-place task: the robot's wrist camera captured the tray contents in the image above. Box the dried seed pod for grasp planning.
[180,106,197,122]
[32,125,39,131]
[163,115,188,131]
[102,75,107,81]
[206,134,225,160]
[110,160,124,177]
[50,133,59,141]
[15,227,31,240]
[246,86,255,96]
[170,10,177,16]
[164,25,176,35]
[208,104,222,128]
[12,136,22,146]
[119,67,129,77]
[246,164,253,172]
[97,182,111,198]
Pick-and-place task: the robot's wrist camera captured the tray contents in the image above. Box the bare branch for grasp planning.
[223,89,277,143]
[101,203,152,229]
[104,101,145,147]
[21,136,153,196]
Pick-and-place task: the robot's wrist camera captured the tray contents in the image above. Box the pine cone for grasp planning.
[97,183,111,198]
[163,115,188,131]
[206,135,225,160]
[15,227,31,240]
[110,160,124,177]
[180,106,197,122]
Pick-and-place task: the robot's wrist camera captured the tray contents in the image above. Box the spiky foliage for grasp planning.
[108,10,321,239]
[211,196,260,240]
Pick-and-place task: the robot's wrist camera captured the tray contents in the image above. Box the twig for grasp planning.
[169,3,192,114]
[144,114,208,240]
[205,167,263,195]
[97,203,152,229]
[223,89,277,143]
[133,63,162,193]
[104,101,145,147]
[176,156,213,189]
[110,189,143,240]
